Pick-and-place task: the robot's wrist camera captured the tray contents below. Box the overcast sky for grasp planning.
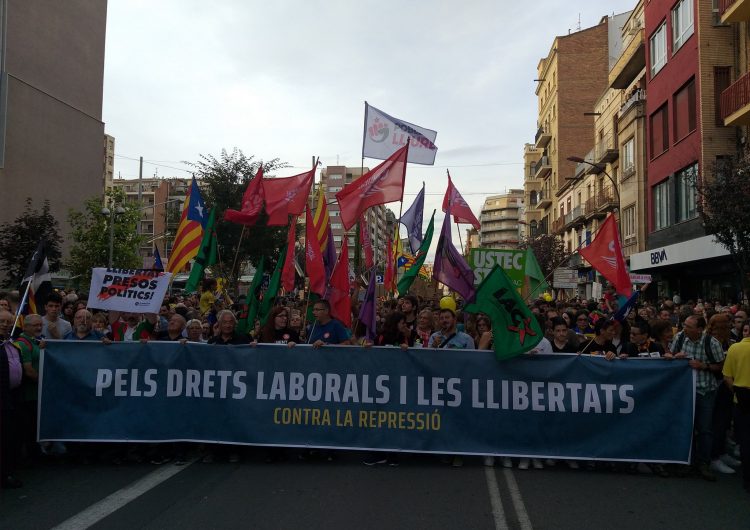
[104,0,635,257]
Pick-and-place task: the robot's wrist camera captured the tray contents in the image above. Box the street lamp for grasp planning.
[101,204,126,268]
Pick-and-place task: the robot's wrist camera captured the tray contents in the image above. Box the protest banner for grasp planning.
[86,268,172,313]
[467,248,526,289]
[39,342,694,463]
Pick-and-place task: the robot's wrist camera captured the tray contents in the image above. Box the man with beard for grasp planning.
[64,309,104,341]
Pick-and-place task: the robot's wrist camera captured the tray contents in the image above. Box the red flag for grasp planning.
[263,166,316,226]
[305,208,327,295]
[384,236,395,292]
[335,144,408,230]
[441,173,480,230]
[360,214,374,269]
[578,214,632,296]
[281,216,297,292]
[224,166,265,225]
[329,235,351,327]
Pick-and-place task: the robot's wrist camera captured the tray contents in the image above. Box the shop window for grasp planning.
[676,163,698,222]
[653,180,670,230]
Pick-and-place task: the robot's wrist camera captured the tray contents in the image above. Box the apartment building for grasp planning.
[112,177,191,267]
[479,190,523,249]
[103,134,115,192]
[319,166,389,267]
[0,1,108,254]
[527,18,610,236]
[629,0,739,301]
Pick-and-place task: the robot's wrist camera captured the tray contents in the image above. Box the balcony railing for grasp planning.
[534,156,551,178]
[619,88,646,116]
[721,70,750,122]
[535,126,552,148]
[552,215,565,234]
[595,133,619,164]
[596,186,617,211]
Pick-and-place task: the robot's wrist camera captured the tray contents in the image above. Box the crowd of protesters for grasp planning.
[1,282,748,496]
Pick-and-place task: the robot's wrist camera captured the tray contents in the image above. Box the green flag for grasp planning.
[237,256,265,336]
[464,265,543,360]
[258,247,286,326]
[524,246,549,297]
[397,210,435,296]
[184,208,218,294]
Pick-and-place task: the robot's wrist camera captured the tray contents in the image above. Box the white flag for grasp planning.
[362,102,438,165]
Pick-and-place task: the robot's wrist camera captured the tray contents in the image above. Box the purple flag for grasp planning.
[433,214,476,302]
[358,268,378,340]
[399,183,424,254]
[323,224,337,281]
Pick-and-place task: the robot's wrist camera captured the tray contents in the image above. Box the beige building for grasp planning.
[0,1,108,254]
[522,144,545,235]
[112,177,191,266]
[103,134,115,192]
[529,18,611,235]
[319,166,389,267]
[479,190,523,248]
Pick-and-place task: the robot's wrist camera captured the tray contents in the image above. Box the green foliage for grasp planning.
[518,233,567,277]
[0,198,63,287]
[699,156,750,296]
[186,148,292,286]
[66,188,145,285]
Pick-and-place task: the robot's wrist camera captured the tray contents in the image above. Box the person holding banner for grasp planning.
[106,311,157,342]
[14,315,46,462]
[307,300,351,347]
[155,314,187,342]
[579,320,618,360]
[428,309,474,350]
[208,310,250,345]
[63,310,104,341]
[258,306,298,346]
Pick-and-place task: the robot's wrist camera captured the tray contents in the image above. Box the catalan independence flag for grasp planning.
[312,185,337,280]
[167,177,207,274]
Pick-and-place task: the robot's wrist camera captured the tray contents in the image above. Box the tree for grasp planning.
[186,148,292,287]
[0,198,63,287]
[698,156,750,298]
[518,233,567,278]
[66,188,145,286]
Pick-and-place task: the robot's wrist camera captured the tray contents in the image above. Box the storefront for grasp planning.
[630,235,743,302]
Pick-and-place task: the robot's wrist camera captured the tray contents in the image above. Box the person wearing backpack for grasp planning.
[671,315,726,481]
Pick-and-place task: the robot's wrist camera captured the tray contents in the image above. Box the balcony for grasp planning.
[536,190,552,209]
[596,186,617,212]
[595,133,619,164]
[568,206,585,228]
[568,253,588,269]
[533,156,551,179]
[721,71,750,126]
[552,215,565,234]
[535,125,552,149]
[609,28,646,89]
[619,88,646,117]
[720,0,750,23]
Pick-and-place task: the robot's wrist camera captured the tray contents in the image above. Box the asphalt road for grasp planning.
[2,450,749,529]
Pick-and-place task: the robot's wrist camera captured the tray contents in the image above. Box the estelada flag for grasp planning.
[578,213,632,296]
[263,165,316,226]
[335,144,408,230]
[224,166,265,226]
[305,208,327,296]
[328,235,351,327]
[442,172,480,230]
[168,177,206,274]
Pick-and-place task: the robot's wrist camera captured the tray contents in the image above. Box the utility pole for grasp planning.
[137,156,143,235]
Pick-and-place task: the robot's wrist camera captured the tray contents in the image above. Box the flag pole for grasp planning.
[10,279,33,337]
[230,224,247,283]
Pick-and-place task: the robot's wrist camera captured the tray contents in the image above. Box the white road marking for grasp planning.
[52,462,193,530]
[503,468,533,530]
[484,466,509,530]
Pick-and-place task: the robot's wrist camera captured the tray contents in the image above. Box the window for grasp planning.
[672,0,694,52]
[650,104,669,158]
[653,180,670,230]
[623,206,636,240]
[328,186,342,193]
[714,66,732,126]
[650,22,667,77]
[327,174,342,180]
[673,78,696,142]
[676,163,698,222]
[622,138,635,176]
[330,210,339,217]
[333,236,342,243]
[331,222,342,229]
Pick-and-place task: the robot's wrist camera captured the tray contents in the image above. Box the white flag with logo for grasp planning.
[362,102,438,165]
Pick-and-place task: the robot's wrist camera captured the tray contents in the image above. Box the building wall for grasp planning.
[0,0,107,252]
[103,134,115,191]
[479,190,523,248]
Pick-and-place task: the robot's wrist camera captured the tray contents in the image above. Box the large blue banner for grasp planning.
[39,341,695,463]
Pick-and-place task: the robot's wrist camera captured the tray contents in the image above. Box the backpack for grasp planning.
[672,332,723,381]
